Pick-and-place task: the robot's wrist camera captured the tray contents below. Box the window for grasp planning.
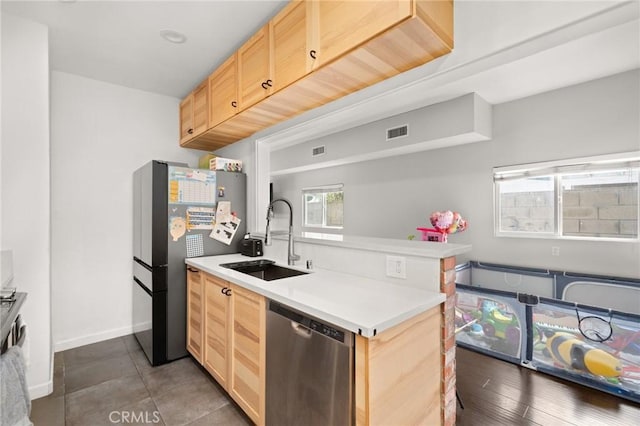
[302,185,344,231]
[494,153,639,240]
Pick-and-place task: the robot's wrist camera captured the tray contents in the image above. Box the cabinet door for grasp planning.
[186,268,204,363]
[316,0,412,67]
[229,284,266,425]
[203,274,230,387]
[179,95,194,145]
[271,0,311,92]
[209,54,238,128]
[192,81,209,137]
[238,25,271,110]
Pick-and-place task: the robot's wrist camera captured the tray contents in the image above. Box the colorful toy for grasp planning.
[429,210,468,235]
[416,227,448,242]
[470,323,484,336]
[606,329,640,356]
[417,210,468,242]
[543,332,622,378]
[475,299,521,344]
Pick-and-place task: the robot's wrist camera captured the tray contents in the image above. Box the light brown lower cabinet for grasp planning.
[189,270,442,426]
[200,272,266,426]
[203,273,229,388]
[355,306,442,426]
[186,268,204,364]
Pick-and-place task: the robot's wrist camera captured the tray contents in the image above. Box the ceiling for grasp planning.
[2,0,638,122]
[2,0,288,98]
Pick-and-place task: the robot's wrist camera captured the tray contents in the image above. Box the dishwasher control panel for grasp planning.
[309,320,345,342]
[269,301,347,343]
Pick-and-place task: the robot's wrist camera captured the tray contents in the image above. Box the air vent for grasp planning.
[312,146,325,157]
[386,125,409,141]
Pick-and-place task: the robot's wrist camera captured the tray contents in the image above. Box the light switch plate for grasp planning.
[386,255,407,279]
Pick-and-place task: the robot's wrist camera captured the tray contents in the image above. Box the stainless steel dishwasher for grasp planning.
[266,300,354,426]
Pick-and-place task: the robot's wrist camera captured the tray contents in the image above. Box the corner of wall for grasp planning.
[473,92,493,139]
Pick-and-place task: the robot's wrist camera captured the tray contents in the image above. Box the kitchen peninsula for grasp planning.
[186,236,470,426]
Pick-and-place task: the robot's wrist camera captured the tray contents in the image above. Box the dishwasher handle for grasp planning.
[291,321,312,339]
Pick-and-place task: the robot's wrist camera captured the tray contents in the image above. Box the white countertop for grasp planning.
[186,254,446,338]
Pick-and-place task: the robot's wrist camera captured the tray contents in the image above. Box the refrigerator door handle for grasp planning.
[134,256,151,269]
[134,277,152,296]
[134,256,167,270]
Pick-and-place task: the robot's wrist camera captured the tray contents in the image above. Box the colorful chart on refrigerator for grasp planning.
[168,167,216,204]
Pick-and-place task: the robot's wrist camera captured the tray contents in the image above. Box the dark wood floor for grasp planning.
[455,347,640,425]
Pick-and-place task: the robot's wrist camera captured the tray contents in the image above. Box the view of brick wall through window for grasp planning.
[500,183,638,238]
[500,190,554,233]
[563,183,638,238]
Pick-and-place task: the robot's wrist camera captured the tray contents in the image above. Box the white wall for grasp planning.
[272,70,640,279]
[270,93,492,175]
[1,13,52,398]
[264,238,442,293]
[50,71,200,351]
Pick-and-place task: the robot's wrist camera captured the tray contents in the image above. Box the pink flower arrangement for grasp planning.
[415,211,467,242]
[429,210,468,235]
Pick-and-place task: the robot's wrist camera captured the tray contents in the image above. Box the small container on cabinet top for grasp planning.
[209,157,243,173]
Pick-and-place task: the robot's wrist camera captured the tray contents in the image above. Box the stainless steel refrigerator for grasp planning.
[132,160,246,365]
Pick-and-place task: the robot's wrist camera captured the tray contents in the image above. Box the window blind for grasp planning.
[494,152,640,182]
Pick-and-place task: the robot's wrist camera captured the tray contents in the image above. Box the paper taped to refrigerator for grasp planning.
[186,206,216,230]
[216,201,231,219]
[168,166,216,204]
[169,216,186,242]
[186,234,204,257]
[210,215,241,245]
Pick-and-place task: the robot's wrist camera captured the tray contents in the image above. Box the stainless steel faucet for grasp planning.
[264,198,300,266]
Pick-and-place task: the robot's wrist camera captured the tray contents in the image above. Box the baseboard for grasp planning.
[54,325,133,352]
[29,379,52,400]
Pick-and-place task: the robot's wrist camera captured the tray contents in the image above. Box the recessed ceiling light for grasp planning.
[160,30,187,44]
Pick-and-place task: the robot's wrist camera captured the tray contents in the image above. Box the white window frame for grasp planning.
[494,152,640,242]
[302,184,344,233]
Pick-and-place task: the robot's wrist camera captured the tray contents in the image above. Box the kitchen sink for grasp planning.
[220,259,308,281]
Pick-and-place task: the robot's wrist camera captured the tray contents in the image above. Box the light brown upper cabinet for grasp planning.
[179,81,209,145]
[180,0,454,151]
[270,0,315,92]
[209,53,238,128]
[179,96,193,145]
[315,0,412,67]
[269,0,415,90]
[238,25,272,110]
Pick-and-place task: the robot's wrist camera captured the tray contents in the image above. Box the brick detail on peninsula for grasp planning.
[441,256,457,426]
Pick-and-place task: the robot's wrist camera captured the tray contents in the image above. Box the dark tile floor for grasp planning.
[32,337,640,425]
[30,335,251,426]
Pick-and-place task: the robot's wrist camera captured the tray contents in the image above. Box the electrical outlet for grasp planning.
[551,246,560,256]
[386,255,406,279]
